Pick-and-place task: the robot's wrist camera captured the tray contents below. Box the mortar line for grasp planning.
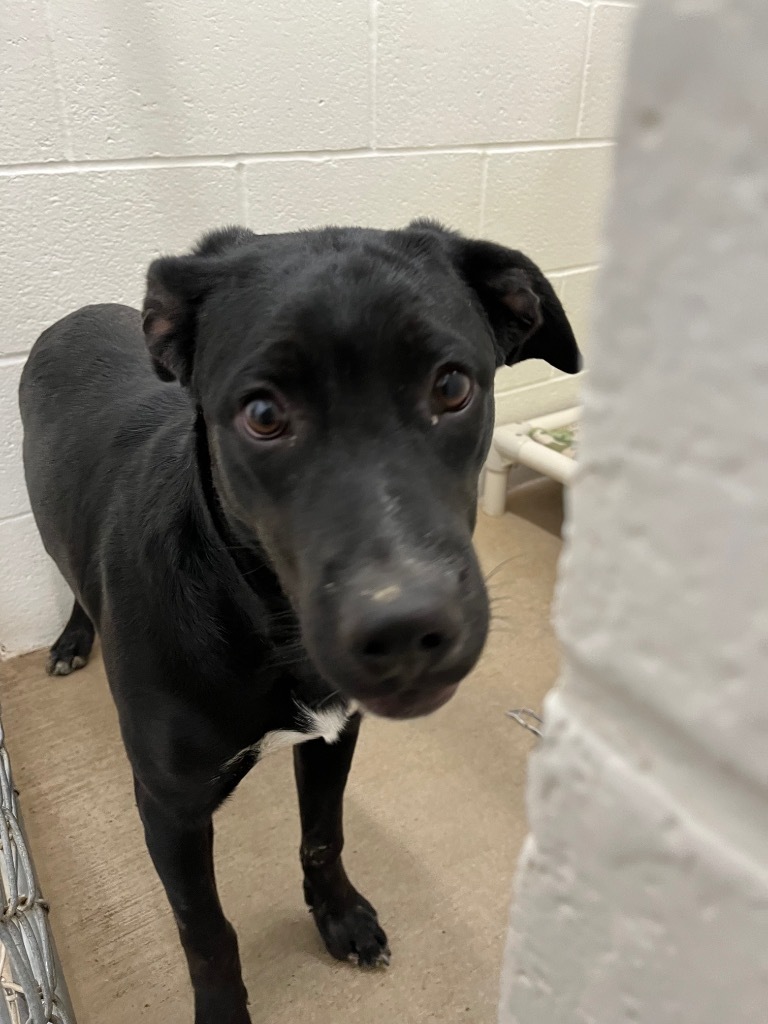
[478,151,490,235]
[0,140,615,178]
[369,0,379,147]
[576,0,599,137]
[41,0,74,161]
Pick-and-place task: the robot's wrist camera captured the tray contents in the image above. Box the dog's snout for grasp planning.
[344,584,462,681]
[306,554,490,718]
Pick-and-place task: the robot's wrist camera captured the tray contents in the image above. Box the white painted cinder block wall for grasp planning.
[500,0,768,1021]
[0,0,635,656]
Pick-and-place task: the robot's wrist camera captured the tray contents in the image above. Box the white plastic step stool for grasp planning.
[482,406,580,516]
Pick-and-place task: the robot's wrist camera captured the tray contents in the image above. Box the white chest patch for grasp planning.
[259,703,352,757]
[222,702,354,774]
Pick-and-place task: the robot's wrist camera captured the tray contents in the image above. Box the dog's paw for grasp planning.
[46,639,90,677]
[312,896,390,968]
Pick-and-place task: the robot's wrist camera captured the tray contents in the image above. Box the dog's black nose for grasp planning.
[344,584,462,681]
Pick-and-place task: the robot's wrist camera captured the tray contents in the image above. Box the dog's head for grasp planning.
[143,222,579,718]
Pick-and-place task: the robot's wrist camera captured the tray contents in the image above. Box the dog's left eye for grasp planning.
[432,367,474,414]
[240,392,290,441]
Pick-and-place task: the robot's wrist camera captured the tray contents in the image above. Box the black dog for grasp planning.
[19,221,578,1023]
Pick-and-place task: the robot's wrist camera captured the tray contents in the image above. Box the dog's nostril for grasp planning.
[347,591,462,679]
[362,638,390,659]
[362,629,446,661]
[419,631,444,651]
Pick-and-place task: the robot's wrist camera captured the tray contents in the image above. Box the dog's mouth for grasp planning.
[359,682,460,720]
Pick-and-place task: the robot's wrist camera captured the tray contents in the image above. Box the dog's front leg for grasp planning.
[293,715,390,968]
[134,777,250,1024]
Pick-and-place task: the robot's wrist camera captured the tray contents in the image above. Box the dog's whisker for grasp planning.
[485,579,517,594]
[489,617,516,629]
[484,554,524,583]
[488,611,518,636]
[314,689,342,711]
[239,566,275,580]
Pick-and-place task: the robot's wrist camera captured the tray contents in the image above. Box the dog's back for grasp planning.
[19,303,190,609]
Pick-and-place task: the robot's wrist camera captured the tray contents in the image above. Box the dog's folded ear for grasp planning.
[407,220,581,374]
[143,256,213,384]
[143,226,257,385]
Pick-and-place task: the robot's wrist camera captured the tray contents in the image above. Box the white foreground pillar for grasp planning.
[500,1,768,1021]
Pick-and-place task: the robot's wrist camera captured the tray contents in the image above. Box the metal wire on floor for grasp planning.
[0,713,76,1024]
[506,707,544,739]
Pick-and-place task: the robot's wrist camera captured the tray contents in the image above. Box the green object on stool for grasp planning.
[527,422,579,460]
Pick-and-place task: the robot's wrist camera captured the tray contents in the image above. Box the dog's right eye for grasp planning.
[239,392,290,441]
[431,366,474,415]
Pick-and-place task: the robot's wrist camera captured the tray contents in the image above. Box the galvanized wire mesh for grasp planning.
[0,714,76,1024]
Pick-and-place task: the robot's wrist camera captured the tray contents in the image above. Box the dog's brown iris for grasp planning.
[242,393,289,439]
[432,367,473,414]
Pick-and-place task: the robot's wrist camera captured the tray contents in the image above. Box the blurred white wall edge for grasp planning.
[500,1,768,1021]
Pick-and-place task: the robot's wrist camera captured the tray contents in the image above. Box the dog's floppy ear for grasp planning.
[408,220,581,373]
[142,256,212,384]
[143,226,257,385]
